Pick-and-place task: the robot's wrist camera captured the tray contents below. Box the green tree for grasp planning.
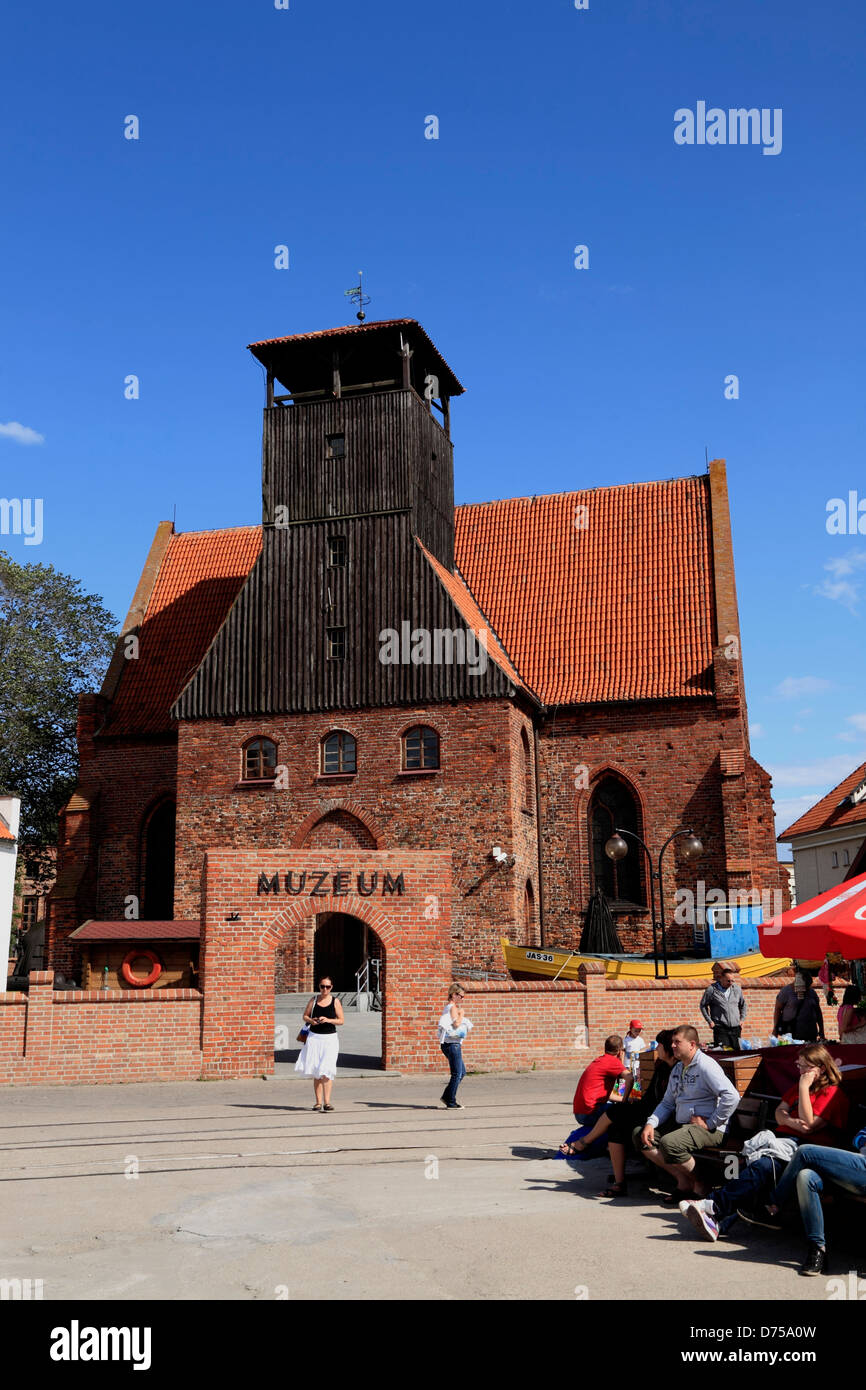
[0,552,117,885]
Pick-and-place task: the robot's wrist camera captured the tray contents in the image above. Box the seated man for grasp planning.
[759,1125,866,1277]
[571,1034,626,1127]
[638,1025,739,1199]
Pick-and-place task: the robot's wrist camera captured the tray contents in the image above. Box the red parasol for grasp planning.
[759,871,866,959]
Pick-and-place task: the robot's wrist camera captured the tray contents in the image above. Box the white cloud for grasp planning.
[847,713,866,732]
[774,676,833,700]
[815,552,866,614]
[768,753,863,789]
[750,722,764,738]
[775,795,821,836]
[0,420,44,446]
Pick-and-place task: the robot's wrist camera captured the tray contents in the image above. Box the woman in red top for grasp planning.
[774,1045,848,1144]
[679,1044,848,1241]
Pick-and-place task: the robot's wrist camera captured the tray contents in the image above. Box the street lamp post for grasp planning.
[604,828,704,978]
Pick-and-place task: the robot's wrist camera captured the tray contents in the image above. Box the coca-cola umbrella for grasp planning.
[759,872,866,959]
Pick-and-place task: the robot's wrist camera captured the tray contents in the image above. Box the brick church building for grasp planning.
[49,318,785,992]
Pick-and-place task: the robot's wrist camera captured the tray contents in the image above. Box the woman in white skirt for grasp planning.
[295,976,344,1110]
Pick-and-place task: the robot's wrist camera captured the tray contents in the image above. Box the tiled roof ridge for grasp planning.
[455,472,706,513]
[248,318,420,347]
[169,523,261,540]
[779,758,866,839]
[414,538,527,693]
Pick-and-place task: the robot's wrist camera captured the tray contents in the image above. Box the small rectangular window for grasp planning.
[843,849,850,865]
[326,434,345,459]
[328,536,347,567]
[327,627,346,660]
[831,851,839,868]
[21,896,39,929]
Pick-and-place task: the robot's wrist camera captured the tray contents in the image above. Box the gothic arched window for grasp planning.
[588,775,644,909]
[521,728,533,810]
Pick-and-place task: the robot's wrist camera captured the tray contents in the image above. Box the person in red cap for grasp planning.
[623,1019,648,1085]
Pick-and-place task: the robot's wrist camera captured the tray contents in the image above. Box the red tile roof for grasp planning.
[248,318,429,349]
[69,921,201,941]
[105,474,716,730]
[107,526,262,735]
[779,761,866,840]
[417,539,526,690]
[455,477,714,705]
[0,815,15,842]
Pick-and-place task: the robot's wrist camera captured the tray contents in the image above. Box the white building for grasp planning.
[0,795,21,979]
[779,760,866,902]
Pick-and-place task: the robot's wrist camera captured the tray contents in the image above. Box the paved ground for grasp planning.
[275,993,383,1076]
[2,1068,863,1302]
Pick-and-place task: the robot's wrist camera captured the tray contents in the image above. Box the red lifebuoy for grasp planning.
[121,949,162,988]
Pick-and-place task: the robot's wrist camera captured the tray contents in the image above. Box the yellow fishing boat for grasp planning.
[500,938,792,981]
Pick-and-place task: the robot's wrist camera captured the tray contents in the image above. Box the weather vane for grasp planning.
[345,271,370,322]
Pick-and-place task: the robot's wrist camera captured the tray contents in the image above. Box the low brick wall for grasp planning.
[462,968,791,1075]
[0,972,202,1086]
[462,980,587,1071]
[583,963,789,1054]
[0,965,795,1087]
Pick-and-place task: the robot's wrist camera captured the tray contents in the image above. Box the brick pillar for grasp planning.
[579,962,607,1053]
[23,970,55,1069]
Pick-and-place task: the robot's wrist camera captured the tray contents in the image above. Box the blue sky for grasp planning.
[2,0,865,843]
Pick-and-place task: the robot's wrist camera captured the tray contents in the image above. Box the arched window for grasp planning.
[521,728,533,810]
[321,730,357,775]
[403,725,439,770]
[524,879,535,937]
[243,737,277,781]
[588,775,644,909]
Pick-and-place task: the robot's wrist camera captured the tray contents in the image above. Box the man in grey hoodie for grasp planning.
[638,1025,739,1196]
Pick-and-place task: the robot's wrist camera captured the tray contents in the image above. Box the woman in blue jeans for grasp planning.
[758,1132,866,1276]
[437,983,473,1108]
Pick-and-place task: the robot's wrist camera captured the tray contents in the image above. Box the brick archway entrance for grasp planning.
[200,849,453,1076]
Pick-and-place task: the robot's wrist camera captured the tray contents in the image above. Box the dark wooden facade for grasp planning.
[173,362,515,718]
[262,390,455,568]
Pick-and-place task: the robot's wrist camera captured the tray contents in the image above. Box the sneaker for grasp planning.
[682,1201,719,1242]
[799,1243,826,1277]
[451,1100,465,1109]
[737,1204,783,1230]
[679,1198,713,1216]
